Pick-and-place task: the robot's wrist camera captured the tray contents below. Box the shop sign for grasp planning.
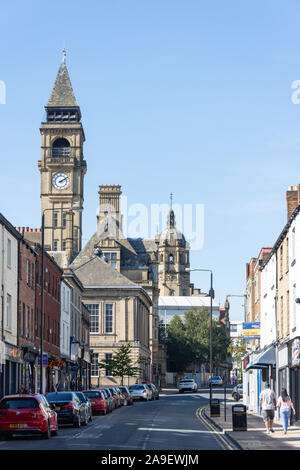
[242,322,260,339]
[5,345,22,360]
[291,338,300,366]
[36,353,48,366]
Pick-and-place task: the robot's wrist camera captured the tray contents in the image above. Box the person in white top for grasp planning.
[276,388,296,435]
[259,382,276,434]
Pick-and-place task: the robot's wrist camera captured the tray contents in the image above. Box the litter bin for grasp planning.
[232,404,247,431]
[210,399,220,417]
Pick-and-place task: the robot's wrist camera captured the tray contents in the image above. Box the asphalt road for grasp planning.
[0,388,232,451]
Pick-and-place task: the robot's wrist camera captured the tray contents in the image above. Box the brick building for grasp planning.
[18,238,39,392]
[32,244,62,393]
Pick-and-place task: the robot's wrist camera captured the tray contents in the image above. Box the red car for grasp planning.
[108,387,121,408]
[83,390,109,415]
[0,394,58,439]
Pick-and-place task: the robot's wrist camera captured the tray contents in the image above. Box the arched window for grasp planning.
[52,138,70,157]
[169,254,174,264]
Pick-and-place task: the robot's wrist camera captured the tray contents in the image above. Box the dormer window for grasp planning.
[52,138,70,157]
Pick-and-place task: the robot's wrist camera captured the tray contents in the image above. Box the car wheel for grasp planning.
[89,414,93,422]
[42,422,51,439]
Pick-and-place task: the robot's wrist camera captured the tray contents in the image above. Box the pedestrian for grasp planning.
[276,388,296,435]
[17,383,28,394]
[259,382,277,434]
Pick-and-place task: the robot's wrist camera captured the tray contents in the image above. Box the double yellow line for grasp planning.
[196,407,236,451]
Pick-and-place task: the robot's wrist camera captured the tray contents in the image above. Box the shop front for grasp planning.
[289,337,300,422]
[21,344,39,393]
[2,344,22,396]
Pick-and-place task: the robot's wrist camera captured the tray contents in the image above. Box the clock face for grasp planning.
[52,173,69,190]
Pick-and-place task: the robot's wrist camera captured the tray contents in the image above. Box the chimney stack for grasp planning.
[286,185,300,220]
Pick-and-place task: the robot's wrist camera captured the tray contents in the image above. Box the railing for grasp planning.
[52,147,70,157]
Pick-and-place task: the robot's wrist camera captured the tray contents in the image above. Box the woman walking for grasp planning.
[276,388,296,434]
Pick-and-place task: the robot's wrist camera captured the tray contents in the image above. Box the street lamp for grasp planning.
[186,267,214,405]
[39,205,83,394]
[225,294,246,384]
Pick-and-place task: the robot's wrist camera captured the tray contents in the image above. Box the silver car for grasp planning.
[128,384,152,401]
[178,378,198,393]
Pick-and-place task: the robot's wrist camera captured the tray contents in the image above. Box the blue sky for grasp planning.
[1,0,300,320]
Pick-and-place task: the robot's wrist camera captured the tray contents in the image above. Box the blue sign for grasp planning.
[36,353,48,366]
[242,322,260,339]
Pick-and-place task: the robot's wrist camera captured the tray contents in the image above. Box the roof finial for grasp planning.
[62,47,66,64]
[170,192,173,209]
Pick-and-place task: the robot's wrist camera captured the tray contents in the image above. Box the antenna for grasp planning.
[62,46,66,64]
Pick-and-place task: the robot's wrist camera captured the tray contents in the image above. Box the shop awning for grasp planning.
[246,345,275,370]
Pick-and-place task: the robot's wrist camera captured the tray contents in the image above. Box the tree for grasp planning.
[98,344,141,385]
[228,336,247,382]
[164,308,230,373]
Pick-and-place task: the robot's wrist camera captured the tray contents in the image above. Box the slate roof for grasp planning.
[72,255,139,288]
[47,59,78,107]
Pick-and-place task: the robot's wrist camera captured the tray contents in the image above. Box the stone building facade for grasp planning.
[38,50,86,260]
[72,255,152,388]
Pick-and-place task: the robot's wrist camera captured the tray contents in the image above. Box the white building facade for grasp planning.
[0,214,22,397]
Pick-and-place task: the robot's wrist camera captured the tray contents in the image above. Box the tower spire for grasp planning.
[62,47,66,64]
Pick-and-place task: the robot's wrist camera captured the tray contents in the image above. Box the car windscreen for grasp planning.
[120,387,128,393]
[129,385,145,390]
[180,380,193,382]
[0,398,40,409]
[84,391,101,398]
[46,393,74,402]
[74,392,85,401]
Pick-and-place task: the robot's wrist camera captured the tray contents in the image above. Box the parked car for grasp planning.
[208,376,223,387]
[74,391,93,421]
[142,383,159,400]
[119,386,134,406]
[101,388,116,413]
[0,394,58,439]
[178,378,198,393]
[232,384,243,401]
[115,387,126,406]
[108,387,121,408]
[83,390,109,415]
[45,392,87,427]
[129,384,152,401]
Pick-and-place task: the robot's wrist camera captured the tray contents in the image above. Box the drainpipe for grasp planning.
[274,251,279,418]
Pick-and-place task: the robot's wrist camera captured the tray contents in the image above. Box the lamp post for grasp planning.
[225,294,246,387]
[186,267,214,405]
[39,205,83,394]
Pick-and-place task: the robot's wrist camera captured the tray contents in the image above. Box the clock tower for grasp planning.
[38,50,86,260]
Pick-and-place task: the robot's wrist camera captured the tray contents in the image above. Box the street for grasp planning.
[0,388,232,451]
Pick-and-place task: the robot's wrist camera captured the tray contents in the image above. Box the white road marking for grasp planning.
[138,427,213,434]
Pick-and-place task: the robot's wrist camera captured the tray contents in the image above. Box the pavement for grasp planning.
[161,386,300,450]
[203,394,300,451]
